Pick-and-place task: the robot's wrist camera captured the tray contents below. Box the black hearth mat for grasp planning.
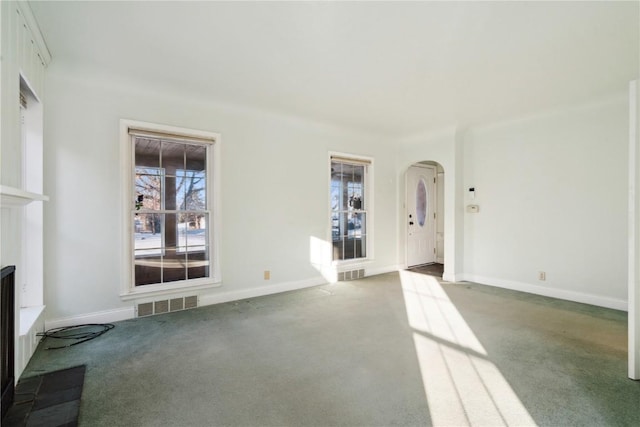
[2,365,85,427]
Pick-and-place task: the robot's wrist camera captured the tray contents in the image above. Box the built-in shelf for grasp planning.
[0,185,49,207]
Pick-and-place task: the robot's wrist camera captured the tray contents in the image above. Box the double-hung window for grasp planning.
[121,121,220,297]
[330,155,371,261]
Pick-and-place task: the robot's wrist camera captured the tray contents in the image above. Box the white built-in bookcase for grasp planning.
[0,1,51,380]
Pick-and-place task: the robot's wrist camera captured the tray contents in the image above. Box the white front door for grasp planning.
[407,165,436,267]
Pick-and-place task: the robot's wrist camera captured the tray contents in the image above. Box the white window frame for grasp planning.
[120,119,222,300]
[329,152,374,266]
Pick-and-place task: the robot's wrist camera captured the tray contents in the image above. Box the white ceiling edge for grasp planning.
[30,1,640,140]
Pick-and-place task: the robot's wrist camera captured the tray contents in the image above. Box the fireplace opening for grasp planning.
[1,265,16,419]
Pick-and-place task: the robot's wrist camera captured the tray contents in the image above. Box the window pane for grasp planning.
[162,247,187,283]
[347,165,364,211]
[134,255,163,286]
[165,213,178,248]
[135,138,160,169]
[178,213,208,252]
[349,212,365,238]
[135,168,163,211]
[187,250,209,280]
[333,239,345,261]
[176,170,206,211]
[331,212,340,241]
[134,213,163,256]
[356,235,366,258]
[161,141,186,171]
[185,144,206,173]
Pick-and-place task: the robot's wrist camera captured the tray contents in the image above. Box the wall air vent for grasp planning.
[154,300,169,314]
[185,295,198,309]
[338,269,365,281]
[136,296,198,317]
[137,302,153,317]
[170,298,184,312]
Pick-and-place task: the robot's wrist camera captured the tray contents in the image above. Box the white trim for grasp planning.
[119,119,222,298]
[44,267,402,331]
[45,307,135,330]
[16,306,46,381]
[199,265,401,306]
[461,274,627,312]
[628,79,640,379]
[120,281,221,301]
[329,151,375,264]
[405,164,438,268]
[442,272,463,283]
[122,119,220,142]
[329,155,372,166]
[19,305,45,336]
[16,2,52,65]
[0,185,48,207]
[365,264,402,277]
[44,279,326,331]
[199,277,328,307]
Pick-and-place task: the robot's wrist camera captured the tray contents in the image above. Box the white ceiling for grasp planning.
[29,1,639,137]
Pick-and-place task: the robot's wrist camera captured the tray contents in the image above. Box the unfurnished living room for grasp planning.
[1,1,639,426]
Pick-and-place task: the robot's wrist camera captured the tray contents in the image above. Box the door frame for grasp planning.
[405,163,437,268]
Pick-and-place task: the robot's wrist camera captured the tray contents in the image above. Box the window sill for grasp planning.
[333,258,373,269]
[120,280,221,301]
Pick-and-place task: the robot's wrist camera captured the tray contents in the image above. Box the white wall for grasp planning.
[462,96,629,309]
[42,62,399,324]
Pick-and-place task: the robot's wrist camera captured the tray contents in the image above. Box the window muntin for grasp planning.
[331,159,368,261]
[132,136,210,286]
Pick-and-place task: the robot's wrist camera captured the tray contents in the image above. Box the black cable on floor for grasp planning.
[37,323,115,350]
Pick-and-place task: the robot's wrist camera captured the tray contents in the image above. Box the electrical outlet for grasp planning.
[264,270,270,280]
[538,271,546,281]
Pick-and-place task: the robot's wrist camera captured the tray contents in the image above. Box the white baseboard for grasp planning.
[442,272,463,283]
[43,267,404,329]
[365,264,401,277]
[200,276,327,307]
[461,274,627,311]
[45,306,135,330]
[200,265,401,307]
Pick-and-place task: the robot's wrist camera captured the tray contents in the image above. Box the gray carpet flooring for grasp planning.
[21,272,640,426]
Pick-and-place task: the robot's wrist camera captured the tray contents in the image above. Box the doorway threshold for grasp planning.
[407,263,444,278]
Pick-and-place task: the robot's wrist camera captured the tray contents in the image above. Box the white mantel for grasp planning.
[0,185,49,208]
